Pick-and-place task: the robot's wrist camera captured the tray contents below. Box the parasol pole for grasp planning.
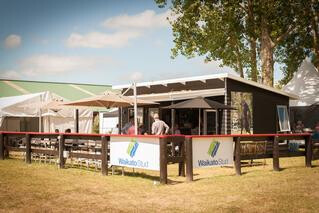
[199,109,201,135]
[74,109,79,133]
[216,110,219,134]
[133,82,138,135]
[38,107,42,132]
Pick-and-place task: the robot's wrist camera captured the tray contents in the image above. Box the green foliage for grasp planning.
[155,0,319,86]
[157,0,250,77]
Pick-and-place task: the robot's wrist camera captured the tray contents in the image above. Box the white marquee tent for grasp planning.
[0,91,93,133]
[283,59,319,106]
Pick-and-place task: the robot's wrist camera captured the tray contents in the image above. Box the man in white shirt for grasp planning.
[151,113,170,135]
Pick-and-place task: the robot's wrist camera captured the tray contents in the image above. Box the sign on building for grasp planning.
[192,137,234,168]
[110,136,160,171]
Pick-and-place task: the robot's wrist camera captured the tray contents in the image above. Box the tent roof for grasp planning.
[0,92,43,109]
[0,79,112,101]
[0,91,92,119]
[282,59,319,106]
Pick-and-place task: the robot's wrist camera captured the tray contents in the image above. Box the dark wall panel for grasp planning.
[227,79,289,134]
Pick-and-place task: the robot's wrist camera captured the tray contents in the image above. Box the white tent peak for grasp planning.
[282,59,319,106]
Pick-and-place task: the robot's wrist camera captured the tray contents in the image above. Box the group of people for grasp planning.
[121,113,170,135]
[294,120,319,139]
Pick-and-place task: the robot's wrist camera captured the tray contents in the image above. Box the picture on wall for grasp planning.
[231,92,253,134]
[277,105,291,132]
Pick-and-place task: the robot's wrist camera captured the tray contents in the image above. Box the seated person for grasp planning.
[173,124,181,135]
[294,120,304,133]
[127,124,136,135]
[139,124,147,135]
[121,118,133,134]
[313,122,319,140]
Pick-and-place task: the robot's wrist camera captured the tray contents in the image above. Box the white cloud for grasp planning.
[0,70,21,79]
[20,54,113,76]
[66,31,141,48]
[102,10,170,30]
[4,34,21,48]
[66,10,172,49]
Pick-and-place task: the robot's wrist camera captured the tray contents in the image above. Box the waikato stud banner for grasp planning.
[110,136,160,171]
[192,137,234,168]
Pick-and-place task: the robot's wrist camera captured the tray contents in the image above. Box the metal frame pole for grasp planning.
[198,109,201,135]
[133,82,138,135]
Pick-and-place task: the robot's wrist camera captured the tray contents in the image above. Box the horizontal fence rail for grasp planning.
[0,131,317,184]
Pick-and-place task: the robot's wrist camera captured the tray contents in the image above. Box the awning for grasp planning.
[134,88,225,102]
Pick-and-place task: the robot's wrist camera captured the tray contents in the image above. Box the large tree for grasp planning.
[156,0,251,78]
[309,0,319,70]
[156,0,315,87]
[275,0,319,86]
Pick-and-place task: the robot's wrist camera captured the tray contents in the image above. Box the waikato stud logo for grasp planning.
[127,138,139,158]
[207,141,220,158]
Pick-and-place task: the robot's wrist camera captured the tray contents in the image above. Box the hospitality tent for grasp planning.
[0,91,93,133]
[283,59,319,107]
[282,59,319,129]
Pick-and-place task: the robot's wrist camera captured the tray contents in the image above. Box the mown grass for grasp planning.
[0,157,318,213]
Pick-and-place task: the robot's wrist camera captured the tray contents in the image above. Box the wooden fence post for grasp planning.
[234,137,241,176]
[4,135,8,158]
[273,136,280,171]
[25,134,31,164]
[101,136,108,176]
[178,141,185,177]
[59,134,65,169]
[159,137,167,184]
[305,135,312,168]
[0,133,4,160]
[185,136,193,182]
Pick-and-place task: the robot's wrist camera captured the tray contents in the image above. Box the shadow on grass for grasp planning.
[114,170,159,181]
[110,169,184,185]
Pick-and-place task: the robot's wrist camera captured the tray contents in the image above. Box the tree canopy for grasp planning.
[156,0,319,87]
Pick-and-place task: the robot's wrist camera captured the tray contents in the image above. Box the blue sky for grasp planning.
[0,0,283,85]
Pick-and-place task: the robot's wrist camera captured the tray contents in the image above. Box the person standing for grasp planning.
[121,117,133,134]
[151,113,170,135]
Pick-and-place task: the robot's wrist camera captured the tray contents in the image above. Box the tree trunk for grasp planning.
[250,38,258,81]
[260,17,274,86]
[311,0,319,71]
[247,0,258,82]
[235,46,244,78]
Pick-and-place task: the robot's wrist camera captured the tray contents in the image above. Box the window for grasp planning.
[277,105,291,132]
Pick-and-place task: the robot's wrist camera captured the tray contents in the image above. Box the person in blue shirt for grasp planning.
[312,122,319,140]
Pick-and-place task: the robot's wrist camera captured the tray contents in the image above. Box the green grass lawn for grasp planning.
[0,157,319,212]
